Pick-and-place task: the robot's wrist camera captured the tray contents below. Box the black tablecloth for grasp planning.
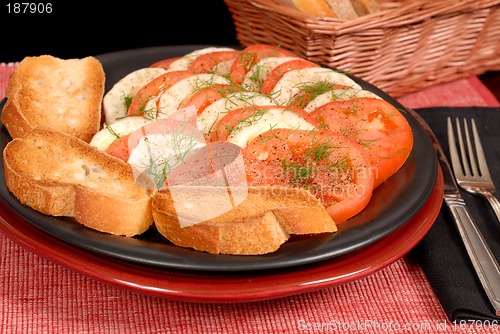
[411,106,500,321]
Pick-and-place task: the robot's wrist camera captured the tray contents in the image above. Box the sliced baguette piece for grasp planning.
[324,0,359,19]
[2,55,105,142]
[152,185,337,255]
[349,0,380,16]
[281,0,358,19]
[3,128,153,237]
[280,0,337,17]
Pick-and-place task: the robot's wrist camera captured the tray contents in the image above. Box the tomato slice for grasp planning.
[242,128,375,223]
[260,58,319,95]
[167,141,247,188]
[127,70,193,117]
[310,97,414,188]
[105,133,131,162]
[149,57,182,69]
[209,105,318,142]
[178,83,245,115]
[106,108,203,163]
[229,44,298,85]
[188,50,241,74]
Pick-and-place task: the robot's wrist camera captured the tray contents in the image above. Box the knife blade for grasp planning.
[408,108,500,316]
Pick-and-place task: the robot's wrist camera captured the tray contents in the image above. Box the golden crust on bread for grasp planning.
[3,128,153,237]
[324,0,359,19]
[350,0,380,16]
[281,0,338,17]
[152,186,336,255]
[2,55,104,142]
[281,0,380,19]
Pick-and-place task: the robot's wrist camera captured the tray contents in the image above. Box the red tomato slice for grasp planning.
[260,58,319,95]
[310,97,414,188]
[127,70,193,117]
[209,105,318,142]
[229,44,299,85]
[178,83,245,115]
[149,57,182,69]
[242,128,375,223]
[188,51,241,74]
[105,133,131,162]
[106,108,203,163]
[167,141,246,188]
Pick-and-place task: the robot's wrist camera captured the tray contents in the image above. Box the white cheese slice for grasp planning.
[304,89,381,112]
[127,132,206,188]
[242,56,300,92]
[227,108,315,148]
[103,67,167,124]
[90,116,151,151]
[197,91,278,136]
[167,47,235,71]
[155,74,230,119]
[271,67,362,105]
[212,59,235,76]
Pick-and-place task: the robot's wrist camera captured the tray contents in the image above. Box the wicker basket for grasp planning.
[223,0,500,97]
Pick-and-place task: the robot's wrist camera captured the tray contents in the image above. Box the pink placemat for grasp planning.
[1,62,499,334]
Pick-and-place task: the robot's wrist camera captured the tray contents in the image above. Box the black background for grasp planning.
[2,0,497,99]
[0,0,240,62]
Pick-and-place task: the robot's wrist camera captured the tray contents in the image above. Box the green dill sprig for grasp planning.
[123,94,133,110]
[303,141,336,162]
[232,108,270,133]
[290,81,337,108]
[105,124,121,139]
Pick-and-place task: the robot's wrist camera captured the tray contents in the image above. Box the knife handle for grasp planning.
[445,196,500,316]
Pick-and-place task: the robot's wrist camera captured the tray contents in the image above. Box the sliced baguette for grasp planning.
[281,0,359,19]
[349,0,380,16]
[3,128,153,237]
[281,0,380,18]
[324,0,359,19]
[2,55,104,142]
[280,0,337,17]
[152,186,337,255]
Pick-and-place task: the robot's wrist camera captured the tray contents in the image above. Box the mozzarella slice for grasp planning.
[167,47,235,71]
[127,132,206,188]
[242,56,300,92]
[271,67,361,105]
[103,67,167,124]
[90,116,151,151]
[155,74,230,119]
[212,59,235,76]
[197,91,278,136]
[227,108,315,148]
[304,89,381,112]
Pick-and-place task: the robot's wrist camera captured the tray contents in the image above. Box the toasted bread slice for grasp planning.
[281,0,359,19]
[324,0,359,19]
[3,128,153,237]
[281,0,379,19]
[2,55,104,142]
[281,0,337,17]
[152,186,337,255]
[350,0,380,16]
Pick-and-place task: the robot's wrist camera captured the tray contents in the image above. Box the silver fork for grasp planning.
[445,116,500,316]
[448,117,500,223]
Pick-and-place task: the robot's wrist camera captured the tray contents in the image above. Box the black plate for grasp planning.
[0,46,437,272]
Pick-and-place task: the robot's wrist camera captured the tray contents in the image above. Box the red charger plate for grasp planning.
[0,167,443,303]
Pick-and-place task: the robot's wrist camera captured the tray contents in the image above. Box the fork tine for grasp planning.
[456,117,472,176]
[471,118,492,179]
[447,117,464,178]
[463,118,479,177]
